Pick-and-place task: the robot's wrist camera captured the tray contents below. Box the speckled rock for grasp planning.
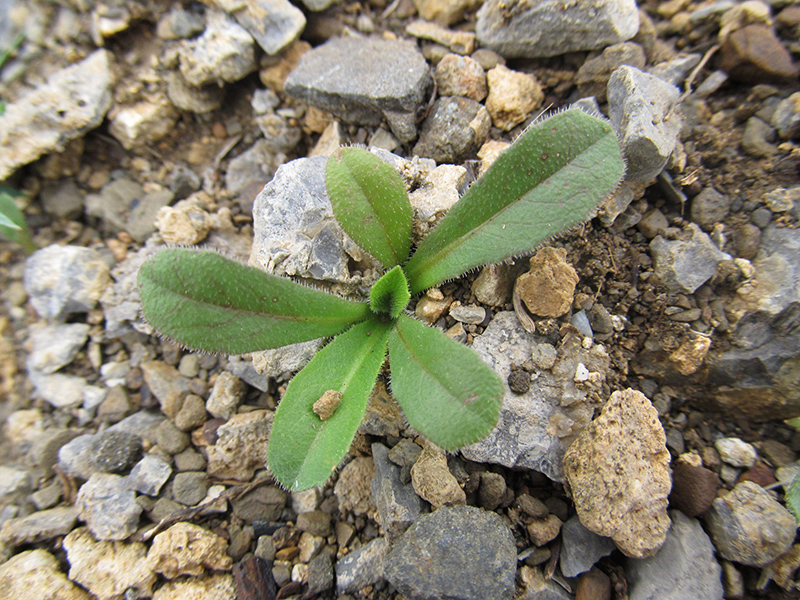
[207,410,272,481]
[514,247,579,318]
[179,11,257,86]
[146,522,232,578]
[668,459,719,518]
[0,506,79,547]
[485,65,543,131]
[650,223,730,294]
[335,537,389,594]
[76,473,142,541]
[108,93,179,151]
[371,443,422,540]
[435,53,487,101]
[152,573,236,600]
[63,527,157,600]
[564,389,671,558]
[413,96,491,164]
[0,549,94,600]
[225,0,305,55]
[576,42,646,101]
[206,371,244,420]
[411,444,466,507]
[705,481,797,566]
[715,437,758,468]
[384,505,517,600]
[334,456,377,519]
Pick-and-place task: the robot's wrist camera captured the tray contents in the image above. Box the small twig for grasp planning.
[381,0,402,19]
[214,133,243,170]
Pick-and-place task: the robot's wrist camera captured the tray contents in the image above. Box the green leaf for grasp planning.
[388,314,504,450]
[370,265,410,318]
[0,190,37,254]
[403,108,625,294]
[787,471,800,523]
[268,317,392,490]
[325,146,412,268]
[137,248,371,354]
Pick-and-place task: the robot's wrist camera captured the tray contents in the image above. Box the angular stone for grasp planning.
[0,549,94,600]
[476,0,640,58]
[27,322,90,374]
[0,506,79,546]
[435,53,487,101]
[109,94,179,151]
[85,178,174,242]
[126,454,172,496]
[222,0,305,55]
[335,456,377,519]
[206,410,273,481]
[206,371,244,420]
[626,511,723,600]
[285,37,430,143]
[152,573,235,600]
[650,223,729,294]
[335,537,389,594]
[515,247,579,318]
[76,473,142,541]
[371,443,422,540]
[179,11,257,86]
[384,505,517,600]
[560,515,617,577]
[0,50,113,179]
[146,522,232,578]
[413,96,491,164]
[576,42,646,101]
[718,24,798,83]
[563,389,671,558]
[411,444,466,507]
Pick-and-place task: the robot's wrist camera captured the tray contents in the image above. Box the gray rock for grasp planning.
[0,506,80,547]
[0,49,113,179]
[705,481,796,566]
[449,304,487,324]
[157,4,206,39]
[40,179,84,219]
[462,312,610,482]
[153,419,191,455]
[370,443,422,541]
[741,116,778,158]
[225,0,305,55]
[307,552,334,593]
[91,431,142,473]
[231,485,287,522]
[771,92,800,139]
[648,54,702,86]
[560,515,617,577]
[250,155,352,283]
[607,66,682,181]
[384,505,517,600]
[0,466,30,500]
[691,186,730,230]
[85,178,174,242]
[76,472,142,541]
[335,537,389,594]
[626,511,723,600]
[27,428,81,474]
[179,10,257,86]
[650,223,729,294]
[285,37,431,143]
[126,455,172,496]
[24,245,110,321]
[100,243,161,337]
[165,71,224,114]
[413,96,491,164]
[28,370,87,409]
[744,224,800,316]
[26,322,90,374]
[225,139,285,196]
[171,471,209,506]
[576,42,646,101]
[225,355,271,391]
[58,434,102,480]
[476,0,639,59]
[296,510,332,537]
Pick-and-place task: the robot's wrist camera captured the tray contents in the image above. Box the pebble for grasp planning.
[650,223,729,294]
[109,94,179,151]
[179,10,256,87]
[408,163,466,239]
[405,20,477,55]
[76,472,142,541]
[91,430,142,473]
[637,208,669,239]
[485,65,543,131]
[154,197,211,246]
[174,394,207,431]
[411,444,466,507]
[28,370,87,409]
[715,437,758,468]
[385,505,517,600]
[370,443,421,540]
[576,42,647,101]
[26,322,90,374]
[649,53,701,86]
[285,37,430,143]
[146,522,232,578]
[85,178,175,242]
[526,514,563,546]
[515,247,579,318]
[668,459,719,518]
[771,92,800,139]
[166,71,224,113]
[472,263,515,306]
[564,389,671,558]
[413,96,491,164]
[742,116,779,157]
[691,187,730,231]
[63,526,156,600]
[226,0,305,55]
[307,552,334,593]
[206,371,244,420]
[171,471,209,506]
[476,0,640,58]
[560,515,617,577]
[231,485,286,522]
[718,24,798,83]
[126,454,172,496]
[0,549,94,600]
[154,419,191,455]
[626,510,723,600]
[0,506,79,547]
[576,567,612,600]
[707,481,797,566]
[206,410,273,481]
[0,50,113,180]
[334,456,377,518]
[151,573,235,600]
[477,471,507,510]
[449,303,486,324]
[24,245,110,321]
[296,510,332,538]
[518,565,572,599]
[434,53,487,101]
[413,0,477,25]
[335,537,389,594]
[607,66,682,181]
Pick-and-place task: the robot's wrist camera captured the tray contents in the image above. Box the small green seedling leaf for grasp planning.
[0,188,37,254]
[268,317,392,490]
[388,314,504,450]
[787,471,800,523]
[369,265,411,318]
[137,248,371,354]
[403,108,625,294]
[325,146,412,268]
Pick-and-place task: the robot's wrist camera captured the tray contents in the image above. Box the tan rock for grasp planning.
[414,288,453,323]
[108,93,179,151]
[334,456,377,519]
[146,522,232,578]
[63,527,156,600]
[260,40,311,92]
[152,573,236,600]
[405,20,476,55]
[668,332,711,375]
[0,549,93,600]
[206,370,245,420]
[485,65,543,131]
[411,444,466,507]
[206,410,272,481]
[412,0,482,25]
[563,388,671,558]
[476,139,510,175]
[155,193,212,246]
[514,247,579,318]
[435,53,487,101]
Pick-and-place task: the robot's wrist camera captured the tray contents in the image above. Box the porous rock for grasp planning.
[0,549,94,600]
[514,247,579,318]
[485,65,543,131]
[410,444,466,507]
[334,456,377,519]
[0,506,79,547]
[152,573,236,600]
[563,389,671,558]
[206,410,272,481]
[146,522,232,578]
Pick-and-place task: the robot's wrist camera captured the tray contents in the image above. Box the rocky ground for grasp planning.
[2,0,800,598]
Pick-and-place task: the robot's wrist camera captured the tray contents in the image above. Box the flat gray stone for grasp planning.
[626,510,723,600]
[476,0,639,59]
[285,37,431,143]
[335,537,389,594]
[0,49,113,179]
[607,66,682,181]
[76,473,142,541]
[179,10,256,86]
[384,505,517,600]
[85,178,174,242]
[126,455,172,496]
[26,323,90,374]
[370,443,421,541]
[413,96,491,164]
[650,223,729,294]
[560,515,617,578]
[745,224,800,316]
[0,506,80,547]
[223,0,305,55]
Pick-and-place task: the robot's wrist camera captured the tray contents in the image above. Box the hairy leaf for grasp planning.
[0,188,36,254]
[388,314,504,450]
[370,265,410,318]
[268,318,392,490]
[326,146,412,268]
[788,471,800,523]
[138,248,371,354]
[403,108,625,294]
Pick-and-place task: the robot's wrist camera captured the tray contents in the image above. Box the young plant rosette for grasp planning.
[137,108,625,490]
